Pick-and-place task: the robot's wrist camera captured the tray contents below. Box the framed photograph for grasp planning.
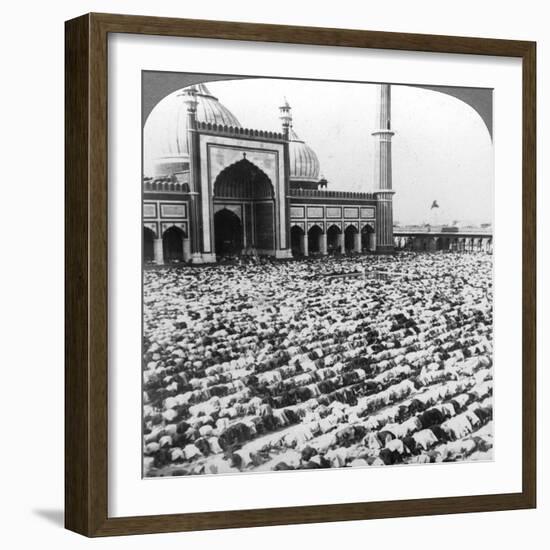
[65,13,536,537]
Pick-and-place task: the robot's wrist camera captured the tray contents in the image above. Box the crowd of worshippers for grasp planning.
[142,252,494,476]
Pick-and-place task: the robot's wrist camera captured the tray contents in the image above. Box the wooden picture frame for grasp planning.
[65,12,536,537]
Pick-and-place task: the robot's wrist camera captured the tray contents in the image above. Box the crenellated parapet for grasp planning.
[290,188,376,201]
[143,176,190,194]
[195,121,286,142]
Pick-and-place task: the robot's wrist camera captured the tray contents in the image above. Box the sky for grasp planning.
[146,77,494,226]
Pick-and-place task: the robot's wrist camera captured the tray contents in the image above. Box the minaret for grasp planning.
[181,86,205,263]
[372,84,395,253]
[279,97,292,139]
[278,98,293,259]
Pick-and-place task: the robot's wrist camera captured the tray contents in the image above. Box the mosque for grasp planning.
[143,82,395,264]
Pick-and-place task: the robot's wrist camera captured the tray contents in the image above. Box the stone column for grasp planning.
[320,232,328,255]
[302,232,309,257]
[369,232,376,252]
[153,238,164,265]
[275,248,294,259]
[372,84,395,254]
[354,232,361,253]
[336,232,343,253]
[182,237,191,262]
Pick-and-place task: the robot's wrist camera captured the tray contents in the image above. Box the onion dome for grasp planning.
[144,83,241,177]
[288,127,321,184]
[279,99,321,186]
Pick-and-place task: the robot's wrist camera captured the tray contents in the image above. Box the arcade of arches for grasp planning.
[394,234,493,253]
[144,221,493,265]
[143,226,190,265]
[290,223,375,257]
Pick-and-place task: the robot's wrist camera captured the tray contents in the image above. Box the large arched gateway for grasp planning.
[213,158,275,256]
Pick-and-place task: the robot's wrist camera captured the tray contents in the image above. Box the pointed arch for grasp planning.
[326,224,341,253]
[344,224,359,252]
[214,208,243,256]
[162,226,186,263]
[214,158,274,199]
[361,223,376,252]
[308,224,323,254]
[143,227,155,263]
[290,225,306,257]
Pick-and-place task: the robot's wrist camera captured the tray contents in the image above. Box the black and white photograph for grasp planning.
[141,74,494,478]
[0,0,542,543]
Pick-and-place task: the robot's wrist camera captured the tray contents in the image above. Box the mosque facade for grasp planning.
[143,83,395,264]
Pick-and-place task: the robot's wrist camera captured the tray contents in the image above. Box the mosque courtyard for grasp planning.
[142,252,494,477]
